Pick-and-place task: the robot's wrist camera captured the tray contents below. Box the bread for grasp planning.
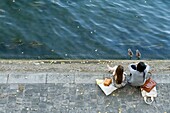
[104,78,112,86]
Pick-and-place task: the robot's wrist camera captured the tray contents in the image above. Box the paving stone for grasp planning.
[75,107,93,113]
[16,96,23,104]
[0,84,9,94]
[61,99,69,106]
[47,86,57,93]
[0,74,8,83]
[76,95,83,101]
[89,108,96,113]
[24,89,33,97]
[59,87,69,94]
[22,101,31,108]
[83,94,91,102]
[8,95,16,102]
[96,105,105,113]
[6,108,20,113]
[97,96,105,105]
[31,98,40,106]
[0,107,6,113]
[75,101,85,107]
[63,94,69,100]
[69,109,75,113]
[39,102,47,108]
[0,82,169,113]
[88,99,97,109]
[105,105,115,113]
[0,97,7,104]
[89,92,97,100]
[69,95,76,103]
[51,107,60,112]
[40,90,48,97]
[0,104,6,107]
[40,97,47,102]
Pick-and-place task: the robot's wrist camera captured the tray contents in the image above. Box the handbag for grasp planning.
[141,78,156,92]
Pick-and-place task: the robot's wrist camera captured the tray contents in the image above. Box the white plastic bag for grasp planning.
[141,86,157,104]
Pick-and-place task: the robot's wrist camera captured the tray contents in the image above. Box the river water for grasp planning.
[0,0,170,59]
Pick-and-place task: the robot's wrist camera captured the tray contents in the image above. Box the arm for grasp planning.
[128,64,136,73]
[144,63,150,72]
[121,72,128,86]
[107,65,117,73]
[112,65,118,76]
[144,63,151,79]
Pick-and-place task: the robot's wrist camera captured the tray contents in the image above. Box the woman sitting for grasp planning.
[108,65,127,88]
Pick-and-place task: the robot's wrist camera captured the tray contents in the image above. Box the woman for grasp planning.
[108,65,127,88]
[128,62,150,86]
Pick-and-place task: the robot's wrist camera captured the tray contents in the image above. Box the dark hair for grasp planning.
[114,65,124,84]
[137,62,146,72]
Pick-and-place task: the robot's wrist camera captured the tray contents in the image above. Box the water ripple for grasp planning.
[0,0,170,59]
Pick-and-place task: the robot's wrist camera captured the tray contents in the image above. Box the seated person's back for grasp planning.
[128,62,150,86]
[108,65,127,88]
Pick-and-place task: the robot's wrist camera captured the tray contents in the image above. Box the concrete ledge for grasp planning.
[47,73,75,83]
[0,60,170,84]
[8,73,46,83]
[75,72,109,84]
[4,73,170,84]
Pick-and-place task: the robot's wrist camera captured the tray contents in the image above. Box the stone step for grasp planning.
[0,73,169,84]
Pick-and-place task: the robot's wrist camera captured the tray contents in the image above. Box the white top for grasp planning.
[128,63,150,86]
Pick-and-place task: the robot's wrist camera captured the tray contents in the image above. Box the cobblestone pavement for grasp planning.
[0,83,169,113]
[0,60,169,113]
